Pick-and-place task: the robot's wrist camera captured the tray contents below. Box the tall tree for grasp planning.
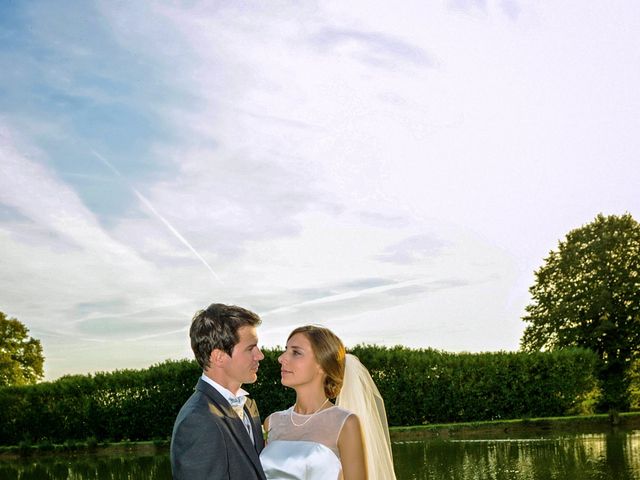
[0,312,44,386]
[521,213,640,411]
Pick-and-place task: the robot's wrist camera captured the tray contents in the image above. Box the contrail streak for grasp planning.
[91,150,222,284]
[125,278,441,342]
[262,276,440,316]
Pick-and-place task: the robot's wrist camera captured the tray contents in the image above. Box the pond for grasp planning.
[393,430,640,479]
[1,431,639,479]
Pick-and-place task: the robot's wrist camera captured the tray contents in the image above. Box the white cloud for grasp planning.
[1,1,639,379]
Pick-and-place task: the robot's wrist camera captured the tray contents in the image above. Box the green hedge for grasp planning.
[349,346,599,426]
[0,346,597,445]
[0,359,200,445]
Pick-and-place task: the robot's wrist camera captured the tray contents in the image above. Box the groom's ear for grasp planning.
[210,349,226,366]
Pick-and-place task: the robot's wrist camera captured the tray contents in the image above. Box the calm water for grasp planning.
[1,431,639,479]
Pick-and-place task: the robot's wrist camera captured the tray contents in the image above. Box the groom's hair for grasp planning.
[190,303,261,369]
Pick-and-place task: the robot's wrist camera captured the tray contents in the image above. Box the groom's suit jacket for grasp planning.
[170,378,266,480]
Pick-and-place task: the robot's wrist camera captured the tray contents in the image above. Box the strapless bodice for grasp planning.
[260,440,341,480]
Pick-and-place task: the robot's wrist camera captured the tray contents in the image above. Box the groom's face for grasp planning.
[221,325,264,389]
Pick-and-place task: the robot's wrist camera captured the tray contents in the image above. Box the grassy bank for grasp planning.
[0,439,170,460]
[2,412,639,460]
[390,411,640,441]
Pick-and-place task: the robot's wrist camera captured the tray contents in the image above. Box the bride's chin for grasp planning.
[280,377,293,387]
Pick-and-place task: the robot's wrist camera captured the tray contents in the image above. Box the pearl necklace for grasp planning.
[290,398,330,427]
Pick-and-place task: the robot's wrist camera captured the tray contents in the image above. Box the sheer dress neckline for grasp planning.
[290,405,338,416]
[265,405,353,459]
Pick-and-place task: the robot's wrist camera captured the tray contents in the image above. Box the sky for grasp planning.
[1,1,639,381]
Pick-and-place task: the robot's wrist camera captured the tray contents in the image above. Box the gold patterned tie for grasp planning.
[228,396,253,443]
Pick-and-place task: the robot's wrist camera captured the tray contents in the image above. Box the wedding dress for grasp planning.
[260,405,351,480]
[260,355,396,480]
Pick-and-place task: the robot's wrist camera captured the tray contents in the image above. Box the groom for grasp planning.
[170,303,267,479]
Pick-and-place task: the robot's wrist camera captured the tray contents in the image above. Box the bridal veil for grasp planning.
[336,354,397,480]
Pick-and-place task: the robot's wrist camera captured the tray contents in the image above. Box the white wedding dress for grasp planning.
[261,355,397,480]
[260,406,352,480]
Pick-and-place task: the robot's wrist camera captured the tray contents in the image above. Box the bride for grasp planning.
[259,326,396,480]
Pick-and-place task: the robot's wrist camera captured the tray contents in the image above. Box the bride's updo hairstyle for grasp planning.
[288,325,346,399]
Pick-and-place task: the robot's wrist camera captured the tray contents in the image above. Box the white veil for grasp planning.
[336,354,397,480]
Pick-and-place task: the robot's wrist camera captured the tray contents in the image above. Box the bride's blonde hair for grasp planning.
[288,325,346,399]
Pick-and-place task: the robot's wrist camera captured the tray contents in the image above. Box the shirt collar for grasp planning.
[201,374,249,403]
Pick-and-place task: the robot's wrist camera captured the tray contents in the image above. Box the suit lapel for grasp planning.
[196,379,266,480]
[245,398,264,453]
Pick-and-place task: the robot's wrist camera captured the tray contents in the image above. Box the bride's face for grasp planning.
[279,333,324,389]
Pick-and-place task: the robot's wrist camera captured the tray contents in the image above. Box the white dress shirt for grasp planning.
[201,374,254,443]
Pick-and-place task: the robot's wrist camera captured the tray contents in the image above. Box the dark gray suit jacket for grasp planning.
[170,378,266,480]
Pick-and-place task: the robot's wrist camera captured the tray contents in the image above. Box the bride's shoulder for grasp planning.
[327,405,355,422]
[266,406,293,420]
[332,405,352,415]
[264,406,293,432]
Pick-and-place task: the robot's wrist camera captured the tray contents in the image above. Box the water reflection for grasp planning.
[392,431,640,480]
[1,432,639,479]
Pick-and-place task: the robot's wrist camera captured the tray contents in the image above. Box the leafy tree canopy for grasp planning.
[521,213,640,410]
[0,311,44,387]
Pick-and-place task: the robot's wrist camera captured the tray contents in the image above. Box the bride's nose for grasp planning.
[278,352,286,364]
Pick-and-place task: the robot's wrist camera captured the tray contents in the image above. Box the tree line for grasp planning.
[0,346,598,446]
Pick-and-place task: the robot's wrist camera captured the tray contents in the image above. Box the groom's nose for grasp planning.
[254,347,265,361]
